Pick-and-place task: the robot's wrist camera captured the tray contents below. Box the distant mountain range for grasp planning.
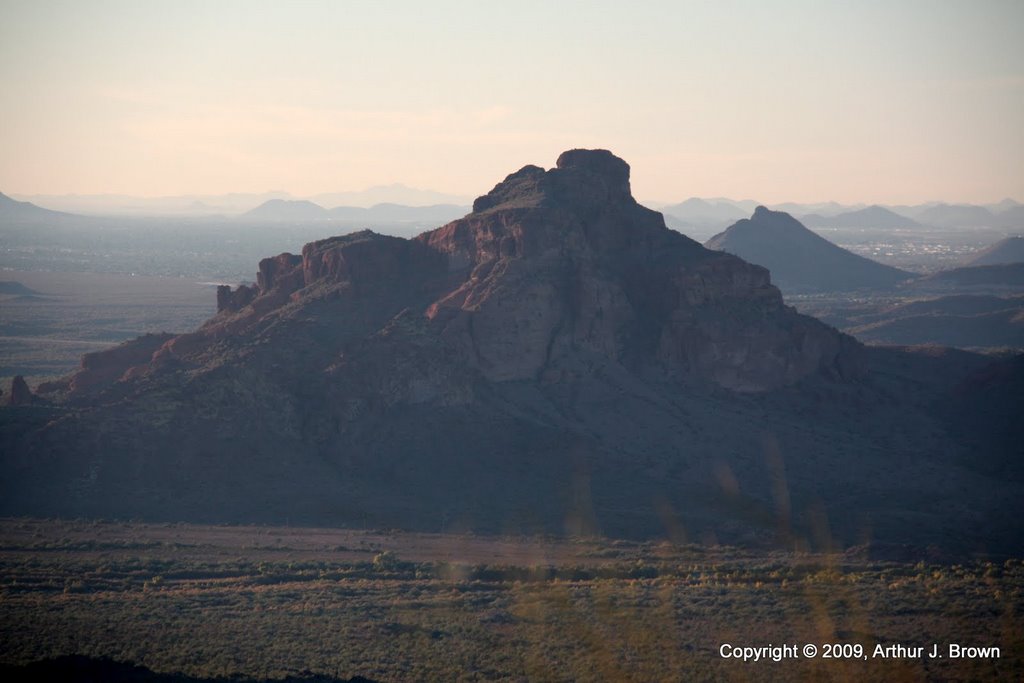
[658,197,1022,236]
[801,205,920,229]
[705,207,913,292]
[657,197,756,224]
[10,185,474,217]
[8,188,1022,229]
[241,199,469,225]
[912,203,1001,228]
[0,190,471,235]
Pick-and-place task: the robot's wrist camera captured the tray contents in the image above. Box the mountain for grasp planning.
[966,236,1024,266]
[2,150,1021,552]
[328,203,468,224]
[0,192,78,223]
[660,197,755,224]
[913,262,1024,289]
[801,205,919,229]
[988,199,1021,212]
[241,199,331,221]
[240,200,469,226]
[915,203,997,228]
[658,198,757,241]
[11,191,292,216]
[769,200,853,216]
[994,205,1024,230]
[0,281,44,296]
[845,295,1024,349]
[12,187,472,216]
[705,206,914,292]
[308,184,471,208]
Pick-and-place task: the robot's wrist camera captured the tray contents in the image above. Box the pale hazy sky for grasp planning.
[1,0,1022,204]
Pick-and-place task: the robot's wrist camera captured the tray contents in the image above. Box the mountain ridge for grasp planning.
[2,150,1021,552]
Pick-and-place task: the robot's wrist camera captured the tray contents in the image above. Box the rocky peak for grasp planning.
[470,149,633,216]
[747,205,805,232]
[7,375,41,406]
[424,149,694,280]
[416,150,860,389]
[552,148,633,205]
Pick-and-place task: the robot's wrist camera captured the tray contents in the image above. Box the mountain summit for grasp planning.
[2,150,1019,550]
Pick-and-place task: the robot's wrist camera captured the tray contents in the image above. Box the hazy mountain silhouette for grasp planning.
[705,206,913,292]
[0,281,44,296]
[14,187,470,216]
[242,199,331,221]
[2,151,1021,553]
[993,204,1024,230]
[966,236,1024,266]
[770,200,852,216]
[915,203,997,228]
[801,205,920,229]
[328,203,468,224]
[11,191,292,216]
[0,192,79,223]
[241,200,468,225]
[309,183,471,208]
[660,197,755,224]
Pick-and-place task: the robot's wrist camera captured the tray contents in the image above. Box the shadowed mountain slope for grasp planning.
[966,236,1024,266]
[914,262,1024,289]
[1,151,1020,553]
[0,192,79,223]
[846,295,1024,349]
[705,207,914,293]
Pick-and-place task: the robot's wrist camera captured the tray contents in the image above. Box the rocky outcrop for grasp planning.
[16,150,1019,552]
[6,376,34,406]
[418,150,859,390]
[61,151,859,400]
[67,333,176,395]
[256,253,304,293]
[216,284,256,313]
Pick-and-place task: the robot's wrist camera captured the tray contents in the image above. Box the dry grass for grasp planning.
[0,518,1020,682]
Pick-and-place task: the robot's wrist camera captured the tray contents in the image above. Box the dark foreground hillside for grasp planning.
[0,656,376,683]
[0,519,1019,682]
[1,150,1022,555]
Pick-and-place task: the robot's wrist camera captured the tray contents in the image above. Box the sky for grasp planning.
[1,0,1022,205]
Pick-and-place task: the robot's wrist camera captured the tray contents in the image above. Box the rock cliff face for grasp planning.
[59,150,857,399]
[418,151,859,390]
[2,150,1018,552]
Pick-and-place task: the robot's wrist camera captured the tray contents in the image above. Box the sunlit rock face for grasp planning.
[418,149,860,389]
